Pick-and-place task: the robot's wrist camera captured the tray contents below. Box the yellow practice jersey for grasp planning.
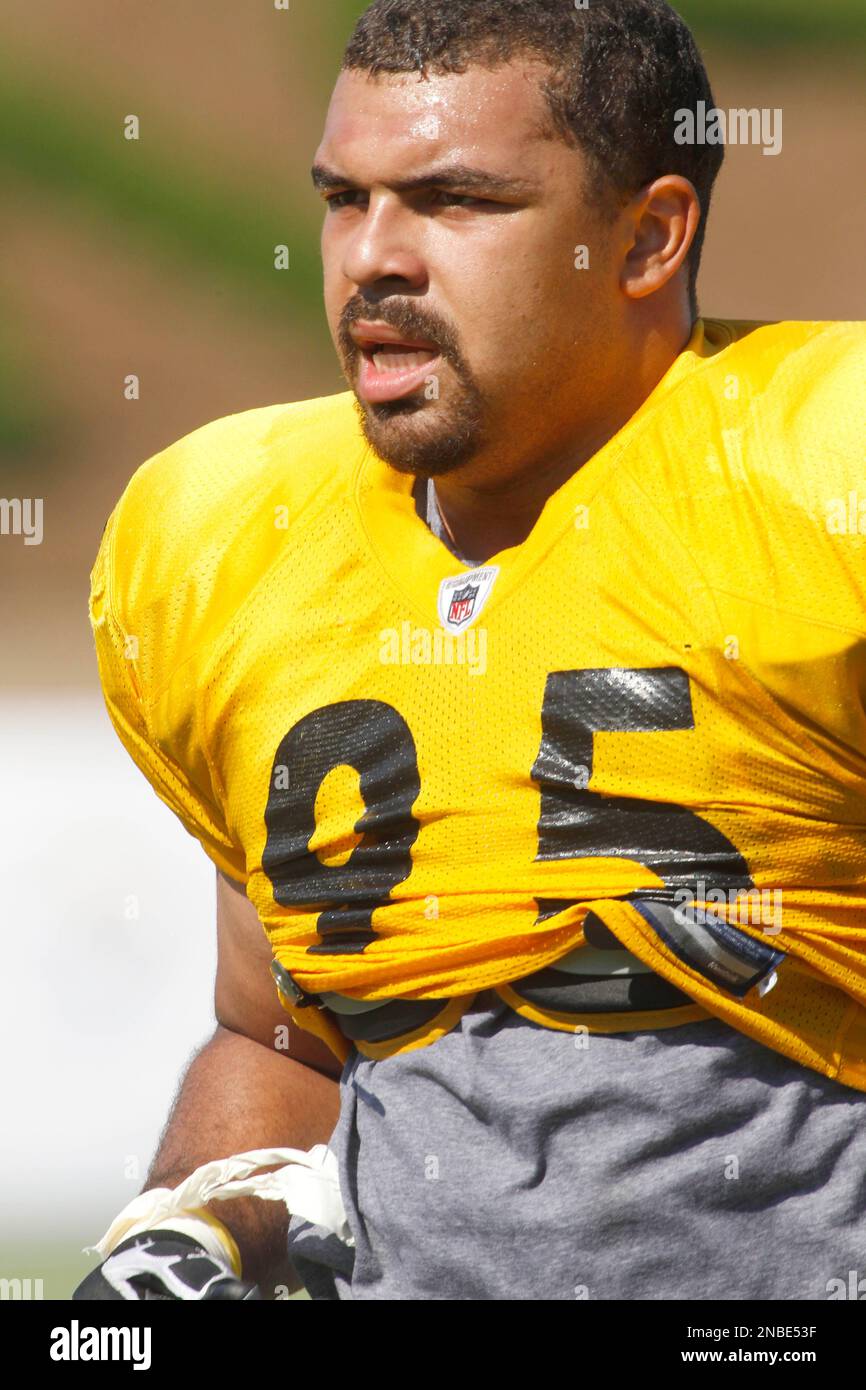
[89,318,866,1085]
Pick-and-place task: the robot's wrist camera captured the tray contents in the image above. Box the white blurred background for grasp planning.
[0,692,217,1296]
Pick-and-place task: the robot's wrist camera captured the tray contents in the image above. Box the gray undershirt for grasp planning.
[287,997,866,1300]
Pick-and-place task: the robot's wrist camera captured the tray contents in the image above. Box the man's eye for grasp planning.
[431,191,487,208]
[323,189,491,212]
[325,191,365,210]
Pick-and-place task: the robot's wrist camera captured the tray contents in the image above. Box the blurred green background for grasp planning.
[1,1,864,490]
[0,0,864,1301]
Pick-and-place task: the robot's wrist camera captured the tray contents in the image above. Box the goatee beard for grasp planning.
[337,295,486,477]
[349,376,487,478]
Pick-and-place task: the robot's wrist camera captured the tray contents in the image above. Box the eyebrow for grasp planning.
[310,161,539,199]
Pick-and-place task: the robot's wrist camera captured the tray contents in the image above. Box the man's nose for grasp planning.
[340,195,428,292]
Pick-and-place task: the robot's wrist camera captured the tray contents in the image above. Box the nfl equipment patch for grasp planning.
[437,565,499,632]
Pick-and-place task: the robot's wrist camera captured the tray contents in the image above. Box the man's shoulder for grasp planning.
[90,391,364,692]
[652,319,866,623]
[701,317,865,397]
[98,390,362,587]
[675,318,866,484]
[111,391,362,534]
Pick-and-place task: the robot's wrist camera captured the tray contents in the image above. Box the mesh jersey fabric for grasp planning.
[88,317,866,1087]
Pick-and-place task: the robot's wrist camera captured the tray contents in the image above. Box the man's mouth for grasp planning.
[356,342,443,404]
[369,344,439,372]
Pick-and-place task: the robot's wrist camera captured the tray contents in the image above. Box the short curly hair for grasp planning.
[343,0,724,318]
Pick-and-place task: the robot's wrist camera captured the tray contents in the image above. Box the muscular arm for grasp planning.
[143,871,342,1297]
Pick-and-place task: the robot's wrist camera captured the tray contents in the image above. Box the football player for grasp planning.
[77,0,866,1301]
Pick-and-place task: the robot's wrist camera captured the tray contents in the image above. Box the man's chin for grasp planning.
[351,392,485,478]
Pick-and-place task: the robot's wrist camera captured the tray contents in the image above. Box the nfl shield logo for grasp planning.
[437,565,499,633]
[448,583,478,627]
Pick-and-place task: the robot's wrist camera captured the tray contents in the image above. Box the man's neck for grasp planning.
[428,318,694,564]
[417,476,483,568]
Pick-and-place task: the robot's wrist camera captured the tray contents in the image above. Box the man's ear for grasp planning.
[620,175,701,300]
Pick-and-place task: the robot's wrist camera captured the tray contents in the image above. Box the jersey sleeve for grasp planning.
[89,501,249,885]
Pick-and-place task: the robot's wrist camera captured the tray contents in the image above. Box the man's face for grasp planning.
[314,61,619,480]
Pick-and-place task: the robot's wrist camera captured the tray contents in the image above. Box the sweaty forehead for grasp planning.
[318,62,559,174]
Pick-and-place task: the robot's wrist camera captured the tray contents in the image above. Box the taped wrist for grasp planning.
[86,1194,242,1277]
[84,1143,352,1276]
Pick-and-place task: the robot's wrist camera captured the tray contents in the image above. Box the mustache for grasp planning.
[337,295,462,366]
